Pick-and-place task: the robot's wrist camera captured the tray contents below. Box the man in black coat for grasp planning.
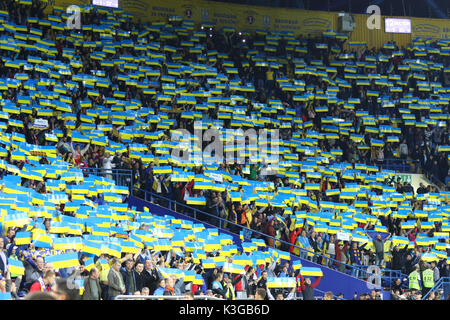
[391,245,409,271]
[142,259,159,294]
[133,261,146,293]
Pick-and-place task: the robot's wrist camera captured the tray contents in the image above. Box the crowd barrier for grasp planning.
[422,277,450,300]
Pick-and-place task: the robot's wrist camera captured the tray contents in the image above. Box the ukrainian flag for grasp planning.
[8,257,25,275]
[299,267,323,277]
[186,196,206,206]
[266,277,297,288]
[292,260,302,270]
[14,231,31,245]
[82,240,103,256]
[45,252,80,269]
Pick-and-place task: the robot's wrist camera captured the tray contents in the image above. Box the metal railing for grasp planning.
[429,174,447,190]
[131,187,403,292]
[371,158,420,173]
[422,277,450,300]
[81,167,134,190]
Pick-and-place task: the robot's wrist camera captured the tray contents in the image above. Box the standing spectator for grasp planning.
[133,261,146,293]
[334,241,349,273]
[142,259,159,294]
[153,279,166,296]
[297,229,313,260]
[120,259,136,295]
[391,245,409,271]
[298,274,322,301]
[99,259,111,301]
[29,270,55,293]
[430,262,440,283]
[372,233,391,266]
[107,258,126,300]
[82,267,102,300]
[349,241,367,278]
[256,270,268,290]
[0,238,7,276]
[102,153,115,180]
[211,272,227,298]
[164,275,184,296]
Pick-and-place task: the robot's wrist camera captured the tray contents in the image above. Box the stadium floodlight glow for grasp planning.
[384,18,411,33]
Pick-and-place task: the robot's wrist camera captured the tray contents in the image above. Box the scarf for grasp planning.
[165,286,174,296]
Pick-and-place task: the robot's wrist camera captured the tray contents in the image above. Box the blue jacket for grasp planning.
[153,286,165,296]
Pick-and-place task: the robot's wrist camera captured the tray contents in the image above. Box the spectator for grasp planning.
[29,270,55,293]
[334,241,349,273]
[184,291,195,300]
[323,291,334,300]
[349,241,367,277]
[24,291,56,300]
[153,279,166,296]
[255,288,266,300]
[372,233,391,266]
[298,274,321,301]
[107,258,126,300]
[53,278,81,300]
[82,267,102,300]
[120,259,136,295]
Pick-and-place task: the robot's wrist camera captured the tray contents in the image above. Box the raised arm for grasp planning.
[311,276,322,289]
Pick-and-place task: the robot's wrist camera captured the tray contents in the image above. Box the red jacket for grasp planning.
[334,241,349,267]
[289,228,302,253]
[296,275,321,293]
[29,281,52,293]
[181,180,194,200]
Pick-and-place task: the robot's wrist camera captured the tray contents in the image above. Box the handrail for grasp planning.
[81,167,134,191]
[131,187,387,286]
[422,277,450,300]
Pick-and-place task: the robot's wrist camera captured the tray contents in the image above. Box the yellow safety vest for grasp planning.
[408,271,420,290]
[422,269,434,288]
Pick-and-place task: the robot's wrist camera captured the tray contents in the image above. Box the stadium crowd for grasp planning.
[0,0,447,300]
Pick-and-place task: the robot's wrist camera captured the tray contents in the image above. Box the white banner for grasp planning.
[33,118,49,129]
[209,173,223,182]
[336,232,350,242]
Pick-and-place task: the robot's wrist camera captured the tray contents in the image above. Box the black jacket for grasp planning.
[391,246,409,271]
[134,270,146,292]
[142,268,159,294]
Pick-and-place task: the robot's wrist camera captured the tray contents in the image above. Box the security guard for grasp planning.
[408,265,421,291]
[422,264,435,297]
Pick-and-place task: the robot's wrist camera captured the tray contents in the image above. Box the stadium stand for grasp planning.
[0,0,448,301]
